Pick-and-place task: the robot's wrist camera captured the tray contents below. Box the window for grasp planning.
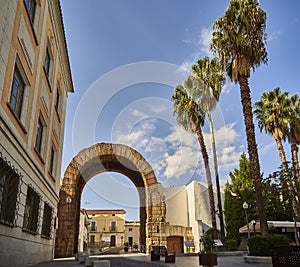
[9,66,25,119]
[110,221,116,231]
[129,228,133,232]
[90,235,95,245]
[34,114,45,156]
[0,156,20,226]
[55,88,61,114]
[24,0,36,24]
[90,221,96,231]
[41,202,52,238]
[49,146,56,176]
[44,45,52,79]
[23,186,40,234]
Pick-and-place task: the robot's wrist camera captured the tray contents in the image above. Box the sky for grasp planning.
[60,0,300,221]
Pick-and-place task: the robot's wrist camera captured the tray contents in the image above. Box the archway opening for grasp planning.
[80,172,141,252]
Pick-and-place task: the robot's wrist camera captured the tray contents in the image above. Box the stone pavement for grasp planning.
[31,253,272,267]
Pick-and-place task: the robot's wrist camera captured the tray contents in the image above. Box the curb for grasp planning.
[244,255,272,265]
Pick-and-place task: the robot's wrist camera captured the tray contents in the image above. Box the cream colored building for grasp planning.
[124,221,140,249]
[0,0,73,266]
[78,209,90,253]
[86,209,126,254]
[164,181,224,252]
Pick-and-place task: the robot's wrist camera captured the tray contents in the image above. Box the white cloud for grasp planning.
[179,27,213,72]
[114,115,243,186]
[198,27,213,57]
[219,145,242,171]
[165,125,197,148]
[258,142,276,155]
[131,109,147,118]
[267,30,281,42]
[214,123,239,147]
[164,146,199,179]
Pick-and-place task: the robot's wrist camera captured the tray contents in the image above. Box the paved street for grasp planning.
[32,253,272,267]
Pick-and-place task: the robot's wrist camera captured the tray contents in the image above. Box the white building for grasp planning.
[164,181,224,252]
[78,209,90,253]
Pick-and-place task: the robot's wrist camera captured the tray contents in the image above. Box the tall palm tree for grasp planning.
[286,94,300,199]
[171,82,218,239]
[254,88,300,233]
[211,0,269,235]
[191,57,226,244]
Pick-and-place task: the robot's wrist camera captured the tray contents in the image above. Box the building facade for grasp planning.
[124,221,140,250]
[86,209,126,254]
[78,209,89,253]
[0,0,73,266]
[164,181,224,252]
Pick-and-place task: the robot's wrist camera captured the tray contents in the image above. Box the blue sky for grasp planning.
[60,0,300,220]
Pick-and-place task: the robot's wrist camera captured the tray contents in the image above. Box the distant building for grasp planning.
[78,209,90,253]
[124,221,140,249]
[0,0,73,266]
[86,209,126,254]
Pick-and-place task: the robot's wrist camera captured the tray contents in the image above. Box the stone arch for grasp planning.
[55,143,166,258]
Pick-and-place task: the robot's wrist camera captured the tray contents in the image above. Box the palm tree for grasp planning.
[286,94,300,200]
[254,88,300,231]
[171,82,218,239]
[191,56,226,244]
[211,0,269,235]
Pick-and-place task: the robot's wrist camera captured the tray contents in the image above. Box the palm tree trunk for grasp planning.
[274,135,300,245]
[195,125,218,239]
[207,111,226,244]
[238,74,269,235]
[291,143,300,197]
[290,127,300,201]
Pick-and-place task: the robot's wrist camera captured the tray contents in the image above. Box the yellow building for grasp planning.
[86,209,126,254]
[124,221,140,250]
[0,0,73,266]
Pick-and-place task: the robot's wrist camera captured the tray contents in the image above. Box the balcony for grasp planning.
[90,226,97,232]
[109,226,117,232]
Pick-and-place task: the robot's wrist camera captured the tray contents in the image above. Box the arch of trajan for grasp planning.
[55,143,193,257]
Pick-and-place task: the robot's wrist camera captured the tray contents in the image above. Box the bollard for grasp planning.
[85,256,92,267]
[92,260,111,267]
[78,254,87,263]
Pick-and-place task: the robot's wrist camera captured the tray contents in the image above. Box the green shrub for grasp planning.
[248,234,289,256]
[227,239,239,251]
[203,229,216,252]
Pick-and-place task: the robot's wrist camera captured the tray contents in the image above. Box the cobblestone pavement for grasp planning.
[32,254,272,267]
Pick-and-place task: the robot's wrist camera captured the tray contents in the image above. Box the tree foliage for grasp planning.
[224,153,294,244]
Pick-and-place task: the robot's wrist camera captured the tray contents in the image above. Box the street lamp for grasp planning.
[243,201,250,238]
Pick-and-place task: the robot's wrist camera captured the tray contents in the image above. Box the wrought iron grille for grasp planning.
[23,185,41,234]
[0,153,22,226]
[41,202,53,238]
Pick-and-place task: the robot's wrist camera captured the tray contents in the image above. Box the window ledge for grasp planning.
[22,228,38,235]
[6,102,28,134]
[55,107,61,123]
[43,67,52,92]
[34,147,45,164]
[48,171,56,182]
[41,234,52,240]
[0,219,16,227]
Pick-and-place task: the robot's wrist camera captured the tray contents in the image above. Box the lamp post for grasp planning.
[243,201,250,238]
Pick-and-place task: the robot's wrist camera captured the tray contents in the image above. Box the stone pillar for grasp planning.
[146,183,167,253]
[55,162,80,258]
